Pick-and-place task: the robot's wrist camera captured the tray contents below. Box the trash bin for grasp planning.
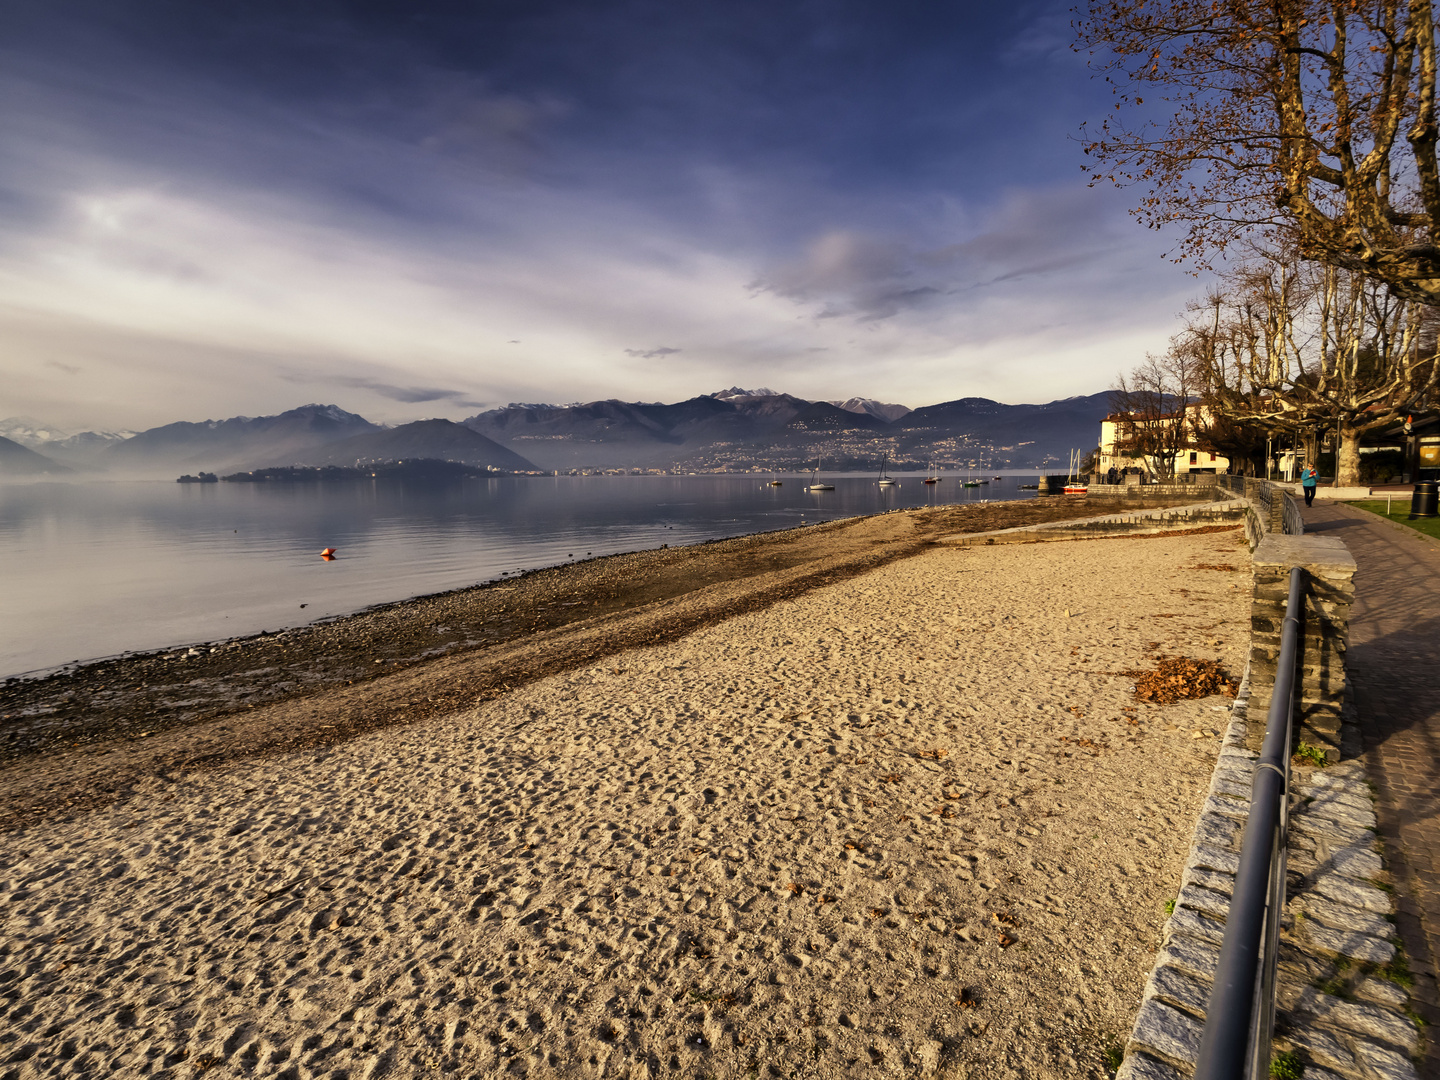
[1410,480,1439,519]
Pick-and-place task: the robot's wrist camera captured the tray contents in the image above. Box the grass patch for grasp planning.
[1352,501,1440,541]
[1269,1050,1304,1079]
[1164,899,1176,916]
[1381,946,1415,990]
[1293,743,1330,768]
[1102,1038,1125,1075]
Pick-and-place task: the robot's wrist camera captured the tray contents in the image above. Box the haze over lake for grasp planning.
[0,474,1036,679]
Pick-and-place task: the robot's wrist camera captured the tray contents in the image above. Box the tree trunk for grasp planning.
[1336,424,1363,487]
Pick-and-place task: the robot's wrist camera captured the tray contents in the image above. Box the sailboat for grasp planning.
[877,453,898,487]
[1064,449,1089,495]
[923,462,940,484]
[806,458,834,491]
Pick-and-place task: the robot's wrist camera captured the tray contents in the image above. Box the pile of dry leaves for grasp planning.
[1126,655,1237,705]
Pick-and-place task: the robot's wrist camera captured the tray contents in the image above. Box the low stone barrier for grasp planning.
[943,497,1249,548]
[1247,536,1355,764]
[1084,481,1221,498]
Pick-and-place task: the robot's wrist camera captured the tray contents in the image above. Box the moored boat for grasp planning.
[877,453,898,487]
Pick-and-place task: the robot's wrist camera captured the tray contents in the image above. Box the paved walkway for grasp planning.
[1302,501,1440,1072]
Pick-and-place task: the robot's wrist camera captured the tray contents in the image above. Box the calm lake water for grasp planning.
[0,473,1037,678]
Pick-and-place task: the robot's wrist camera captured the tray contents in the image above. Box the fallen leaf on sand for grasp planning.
[1124,656,1236,704]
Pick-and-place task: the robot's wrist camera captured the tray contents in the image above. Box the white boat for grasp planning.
[1064,448,1089,495]
[806,458,834,491]
[923,461,940,484]
[878,454,898,487]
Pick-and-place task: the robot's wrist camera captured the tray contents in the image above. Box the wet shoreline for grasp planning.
[0,496,1199,831]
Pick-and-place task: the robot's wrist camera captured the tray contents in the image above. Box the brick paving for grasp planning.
[1302,501,1440,1072]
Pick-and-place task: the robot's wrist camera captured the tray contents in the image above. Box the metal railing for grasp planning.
[1194,567,1303,1080]
[1223,476,1305,539]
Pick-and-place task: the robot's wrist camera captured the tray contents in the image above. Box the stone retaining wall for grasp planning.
[1115,532,1419,1080]
[1084,481,1222,498]
[1247,536,1355,764]
[944,497,1249,548]
[1116,685,1419,1080]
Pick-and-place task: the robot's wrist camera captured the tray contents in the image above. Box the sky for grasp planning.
[0,0,1208,431]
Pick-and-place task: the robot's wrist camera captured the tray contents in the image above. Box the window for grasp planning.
[1189,451,1198,465]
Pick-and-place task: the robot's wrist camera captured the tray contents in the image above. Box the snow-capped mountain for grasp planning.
[828,397,912,423]
[0,417,71,448]
[710,387,780,401]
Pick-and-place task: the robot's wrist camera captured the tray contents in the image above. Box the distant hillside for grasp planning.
[289,419,538,472]
[466,388,1109,470]
[106,404,379,473]
[896,393,1110,451]
[0,435,70,477]
[466,390,816,469]
[11,386,1113,478]
[786,401,887,432]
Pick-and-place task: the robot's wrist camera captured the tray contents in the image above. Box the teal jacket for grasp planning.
[1301,468,1318,488]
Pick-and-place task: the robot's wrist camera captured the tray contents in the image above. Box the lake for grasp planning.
[0,473,1037,678]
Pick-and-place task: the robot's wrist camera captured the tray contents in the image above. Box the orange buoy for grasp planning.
[320,547,337,557]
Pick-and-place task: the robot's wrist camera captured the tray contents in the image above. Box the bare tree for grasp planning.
[1075,0,1440,305]
[1111,349,1204,479]
[1179,246,1440,483]
[1172,298,1276,472]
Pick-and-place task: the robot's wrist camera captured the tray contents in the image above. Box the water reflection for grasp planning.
[0,474,1035,676]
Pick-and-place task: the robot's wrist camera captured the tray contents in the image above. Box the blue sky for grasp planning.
[0,0,1204,429]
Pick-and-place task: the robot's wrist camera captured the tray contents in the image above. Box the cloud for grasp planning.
[750,185,1130,325]
[320,375,488,408]
[45,359,81,375]
[0,5,1207,431]
[623,346,682,358]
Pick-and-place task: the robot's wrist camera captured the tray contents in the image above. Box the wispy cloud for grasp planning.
[0,2,1205,430]
[623,346,682,358]
[293,374,488,409]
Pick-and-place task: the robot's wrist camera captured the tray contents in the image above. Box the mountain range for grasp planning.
[0,388,1113,478]
[461,389,1110,471]
[0,435,73,476]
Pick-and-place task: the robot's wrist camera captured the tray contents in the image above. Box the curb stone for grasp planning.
[1115,670,1421,1080]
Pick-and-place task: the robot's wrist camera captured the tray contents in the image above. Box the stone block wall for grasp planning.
[1247,535,1356,763]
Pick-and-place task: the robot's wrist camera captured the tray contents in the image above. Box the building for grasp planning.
[1097,403,1232,479]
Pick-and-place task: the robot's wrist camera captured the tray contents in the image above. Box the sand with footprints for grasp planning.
[2,527,1250,1079]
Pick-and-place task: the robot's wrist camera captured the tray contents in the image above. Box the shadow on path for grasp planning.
[1302,501,1440,1070]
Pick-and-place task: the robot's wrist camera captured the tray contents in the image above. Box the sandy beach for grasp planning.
[1,525,1250,1079]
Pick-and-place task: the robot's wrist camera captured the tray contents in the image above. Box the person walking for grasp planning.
[1301,464,1318,507]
